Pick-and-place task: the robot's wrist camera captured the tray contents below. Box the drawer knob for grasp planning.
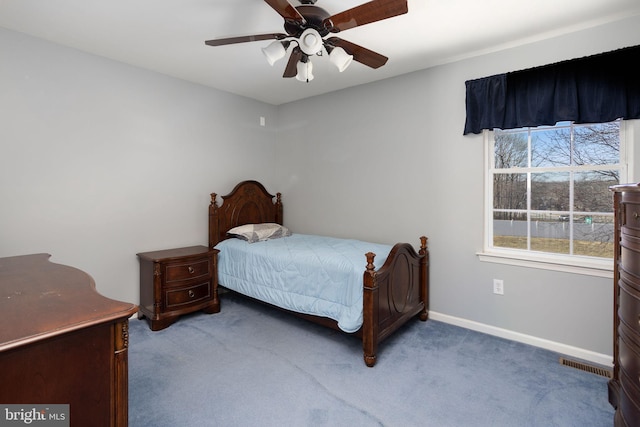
[188,290,195,298]
[634,212,640,219]
[188,266,195,274]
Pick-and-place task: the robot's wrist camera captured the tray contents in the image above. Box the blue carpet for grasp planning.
[128,293,614,426]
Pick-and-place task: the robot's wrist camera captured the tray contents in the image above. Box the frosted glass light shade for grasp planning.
[296,60,314,82]
[329,47,353,72]
[262,41,287,66]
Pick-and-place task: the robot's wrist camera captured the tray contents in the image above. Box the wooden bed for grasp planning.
[208,180,429,367]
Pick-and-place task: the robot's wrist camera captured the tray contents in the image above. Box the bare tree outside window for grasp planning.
[491,120,621,258]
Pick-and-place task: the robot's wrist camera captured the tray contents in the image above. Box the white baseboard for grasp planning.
[429,311,614,368]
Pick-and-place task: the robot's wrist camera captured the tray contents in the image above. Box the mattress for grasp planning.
[215,233,392,333]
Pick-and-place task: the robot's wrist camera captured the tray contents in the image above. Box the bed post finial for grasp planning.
[365,252,376,272]
[419,236,428,256]
[210,193,218,209]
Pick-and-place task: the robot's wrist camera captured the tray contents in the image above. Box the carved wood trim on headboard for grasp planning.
[209,180,283,249]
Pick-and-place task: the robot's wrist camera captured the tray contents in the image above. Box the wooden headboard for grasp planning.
[209,180,283,248]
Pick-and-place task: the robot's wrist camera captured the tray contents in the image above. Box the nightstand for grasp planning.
[137,245,219,331]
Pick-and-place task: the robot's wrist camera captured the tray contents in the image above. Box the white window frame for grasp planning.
[478,120,636,278]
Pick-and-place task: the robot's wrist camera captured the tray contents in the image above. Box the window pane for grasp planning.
[531,172,569,211]
[572,214,614,258]
[494,173,527,210]
[530,216,570,255]
[530,236,569,254]
[531,127,571,167]
[493,213,527,249]
[574,122,620,166]
[574,171,619,212]
[495,132,527,168]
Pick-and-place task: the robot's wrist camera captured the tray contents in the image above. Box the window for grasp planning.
[481,120,631,276]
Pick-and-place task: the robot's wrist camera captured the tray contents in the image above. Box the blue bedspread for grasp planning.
[215,234,392,333]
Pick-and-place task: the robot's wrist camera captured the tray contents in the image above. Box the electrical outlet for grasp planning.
[493,279,504,295]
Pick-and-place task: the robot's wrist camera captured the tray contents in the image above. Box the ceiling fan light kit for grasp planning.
[205,0,408,82]
[329,47,353,72]
[262,40,291,66]
[296,58,314,82]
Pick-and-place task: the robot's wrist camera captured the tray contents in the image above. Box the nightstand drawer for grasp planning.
[165,282,211,308]
[165,259,210,283]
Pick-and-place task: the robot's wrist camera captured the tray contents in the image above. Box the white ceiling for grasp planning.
[1,0,640,105]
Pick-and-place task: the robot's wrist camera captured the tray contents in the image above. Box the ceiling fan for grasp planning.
[205,0,408,82]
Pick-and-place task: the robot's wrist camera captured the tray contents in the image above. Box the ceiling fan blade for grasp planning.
[326,37,388,69]
[205,33,288,46]
[283,47,303,78]
[324,0,408,33]
[264,0,306,23]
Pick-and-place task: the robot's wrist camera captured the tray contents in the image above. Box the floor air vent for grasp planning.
[559,357,613,378]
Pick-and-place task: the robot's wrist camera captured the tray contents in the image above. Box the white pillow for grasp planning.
[227,223,291,243]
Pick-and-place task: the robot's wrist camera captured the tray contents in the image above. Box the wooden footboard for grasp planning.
[362,236,428,367]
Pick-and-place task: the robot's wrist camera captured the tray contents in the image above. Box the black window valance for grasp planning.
[463,45,640,135]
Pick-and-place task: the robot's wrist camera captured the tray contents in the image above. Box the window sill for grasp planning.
[477,250,613,278]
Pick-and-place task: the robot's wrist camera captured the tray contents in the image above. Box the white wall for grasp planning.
[0,28,278,304]
[274,14,640,361]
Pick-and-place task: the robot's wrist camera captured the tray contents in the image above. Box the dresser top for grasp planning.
[610,183,640,192]
[0,254,137,352]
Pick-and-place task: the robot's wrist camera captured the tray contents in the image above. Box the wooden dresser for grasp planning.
[610,184,640,426]
[137,245,219,331]
[0,254,138,427]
